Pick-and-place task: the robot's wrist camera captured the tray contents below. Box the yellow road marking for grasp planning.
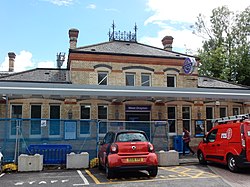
[85,169,101,184]
[159,166,219,179]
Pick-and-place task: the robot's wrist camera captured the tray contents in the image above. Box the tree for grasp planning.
[194,6,250,85]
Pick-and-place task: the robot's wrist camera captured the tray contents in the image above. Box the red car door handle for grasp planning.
[217,144,220,146]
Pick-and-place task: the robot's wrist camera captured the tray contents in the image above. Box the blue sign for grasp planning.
[183,57,197,74]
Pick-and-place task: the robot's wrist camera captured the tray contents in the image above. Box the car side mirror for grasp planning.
[98,140,104,145]
[203,137,208,143]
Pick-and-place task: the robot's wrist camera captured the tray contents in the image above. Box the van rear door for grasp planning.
[245,122,250,161]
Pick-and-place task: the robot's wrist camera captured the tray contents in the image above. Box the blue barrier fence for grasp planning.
[28,144,72,164]
[0,119,170,165]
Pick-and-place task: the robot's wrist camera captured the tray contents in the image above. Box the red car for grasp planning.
[98,130,158,178]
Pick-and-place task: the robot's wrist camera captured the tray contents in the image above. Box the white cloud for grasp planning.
[0,51,57,72]
[43,0,74,6]
[86,4,96,9]
[143,0,249,54]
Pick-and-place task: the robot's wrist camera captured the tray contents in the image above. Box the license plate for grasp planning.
[127,158,144,162]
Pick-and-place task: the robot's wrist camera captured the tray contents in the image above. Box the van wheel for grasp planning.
[105,162,114,179]
[227,155,239,172]
[198,151,207,165]
[148,166,158,177]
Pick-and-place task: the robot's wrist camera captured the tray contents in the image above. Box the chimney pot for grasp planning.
[69,28,79,49]
[162,36,174,51]
[8,52,16,72]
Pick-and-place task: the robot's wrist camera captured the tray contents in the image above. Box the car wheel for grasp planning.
[227,154,239,172]
[98,157,103,170]
[198,151,207,165]
[105,162,114,179]
[148,166,158,177]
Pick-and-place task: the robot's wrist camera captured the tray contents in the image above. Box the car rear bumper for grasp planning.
[108,165,157,172]
[108,153,158,170]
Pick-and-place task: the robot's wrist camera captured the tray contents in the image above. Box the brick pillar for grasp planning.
[8,52,16,72]
[68,28,79,49]
[161,36,174,51]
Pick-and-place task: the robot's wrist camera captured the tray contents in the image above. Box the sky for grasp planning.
[0,0,249,72]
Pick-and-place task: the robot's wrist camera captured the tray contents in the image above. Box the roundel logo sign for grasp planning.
[183,57,197,74]
[226,128,233,140]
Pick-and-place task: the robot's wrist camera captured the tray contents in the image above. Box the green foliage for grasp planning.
[195,6,250,85]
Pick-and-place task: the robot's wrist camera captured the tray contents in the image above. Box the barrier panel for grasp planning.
[27,144,72,165]
[173,135,189,154]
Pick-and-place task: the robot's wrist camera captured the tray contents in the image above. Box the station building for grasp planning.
[0,25,250,159]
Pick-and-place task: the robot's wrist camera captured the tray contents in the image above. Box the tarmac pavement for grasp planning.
[179,154,199,165]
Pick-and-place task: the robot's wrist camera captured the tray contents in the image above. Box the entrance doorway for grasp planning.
[126,112,150,121]
[125,107,151,139]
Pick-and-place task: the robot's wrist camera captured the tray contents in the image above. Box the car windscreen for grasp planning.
[116,132,148,142]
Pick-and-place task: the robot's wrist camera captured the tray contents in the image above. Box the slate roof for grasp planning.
[71,40,192,59]
[198,76,248,89]
[0,68,70,83]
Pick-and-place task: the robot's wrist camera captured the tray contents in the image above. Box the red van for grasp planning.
[197,114,250,172]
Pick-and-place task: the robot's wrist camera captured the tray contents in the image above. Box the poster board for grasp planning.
[64,121,76,140]
[195,120,205,137]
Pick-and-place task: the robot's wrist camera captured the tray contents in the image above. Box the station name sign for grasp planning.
[126,106,151,111]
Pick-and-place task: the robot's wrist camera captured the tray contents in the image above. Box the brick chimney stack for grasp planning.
[161,36,174,51]
[8,52,16,72]
[68,28,79,49]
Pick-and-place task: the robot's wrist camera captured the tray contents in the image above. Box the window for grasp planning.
[31,105,41,136]
[219,107,227,118]
[206,129,218,143]
[80,105,91,135]
[98,105,108,134]
[98,71,108,85]
[126,73,135,86]
[233,107,240,115]
[103,132,114,144]
[141,73,151,86]
[49,105,60,136]
[167,106,176,133]
[11,105,22,136]
[206,107,214,132]
[116,132,147,142]
[182,106,191,132]
[167,75,176,87]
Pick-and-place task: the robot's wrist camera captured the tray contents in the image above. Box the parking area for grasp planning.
[0,165,229,187]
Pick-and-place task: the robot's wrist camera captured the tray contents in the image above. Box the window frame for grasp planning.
[49,105,61,137]
[182,106,191,133]
[98,71,108,85]
[219,107,227,118]
[125,73,135,86]
[167,106,176,134]
[206,106,214,133]
[30,104,42,138]
[79,105,91,137]
[10,104,23,138]
[141,73,151,86]
[233,107,240,115]
[98,105,108,136]
[167,75,176,87]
